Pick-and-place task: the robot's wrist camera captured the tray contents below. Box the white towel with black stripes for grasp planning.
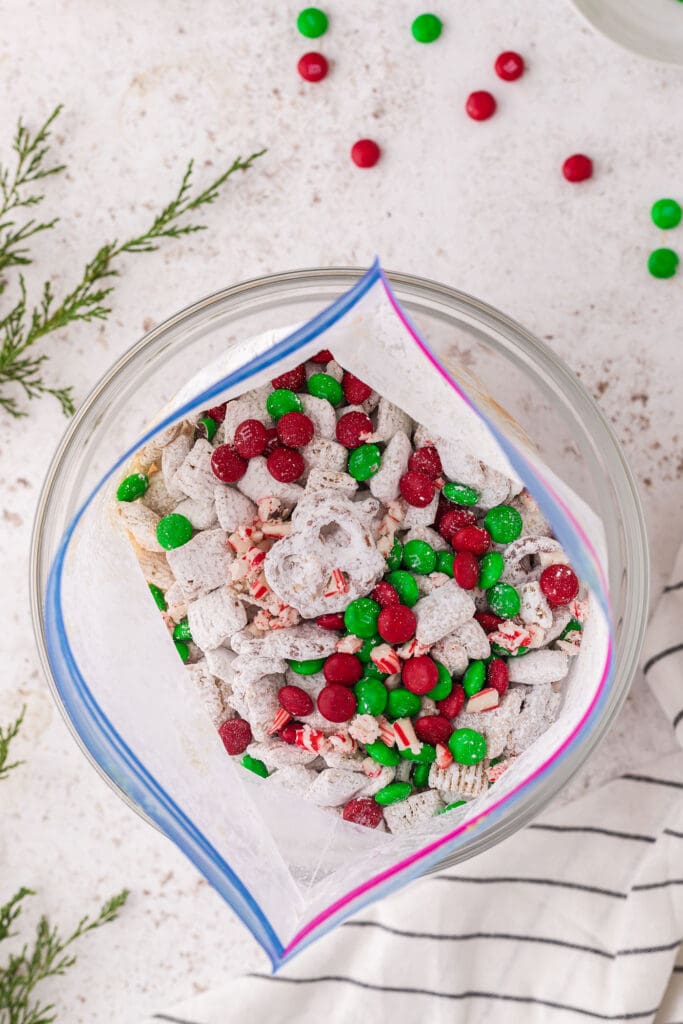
[147,548,683,1024]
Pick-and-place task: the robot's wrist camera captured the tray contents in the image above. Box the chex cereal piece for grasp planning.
[384,790,444,834]
[395,760,413,783]
[233,623,338,661]
[175,496,219,530]
[325,358,344,382]
[136,422,182,465]
[436,441,512,509]
[511,490,552,538]
[359,763,396,796]
[300,393,338,439]
[204,646,237,684]
[214,486,257,532]
[446,619,490,660]
[231,653,287,688]
[403,526,449,551]
[118,501,164,552]
[429,760,489,798]
[305,467,358,498]
[221,394,272,445]
[369,431,412,503]
[402,492,440,529]
[163,581,187,622]
[142,472,177,517]
[307,768,367,807]
[136,548,176,590]
[508,683,561,755]
[173,439,218,502]
[414,579,476,646]
[304,437,348,474]
[507,649,569,685]
[456,687,526,758]
[374,398,412,442]
[520,580,553,629]
[322,748,365,771]
[501,536,565,585]
[237,456,304,507]
[270,765,318,798]
[429,634,469,676]
[416,572,450,597]
[161,432,192,498]
[166,529,233,599]
[186,586,247,651]
[247,739,318,770]
[186,659,232,727]
[545,607,574,644]
[234,674,282,742]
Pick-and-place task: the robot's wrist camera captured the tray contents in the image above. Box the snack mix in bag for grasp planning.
[116,351,587,834]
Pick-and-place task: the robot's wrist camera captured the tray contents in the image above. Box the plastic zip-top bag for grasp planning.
[44,262,614,967]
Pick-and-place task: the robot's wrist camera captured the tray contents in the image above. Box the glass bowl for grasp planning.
[568,0,683,64]
[30,267,648,871]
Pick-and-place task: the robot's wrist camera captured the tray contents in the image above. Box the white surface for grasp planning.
[1,1,682,1021]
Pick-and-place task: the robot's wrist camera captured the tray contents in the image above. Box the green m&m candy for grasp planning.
[297,6,328,38]
[648,248,679,279]
[385,570,419,607]
[484,505,523,544]
[651,198,682,230]
[173,619,192,642]
[440,799,467,813]
[266,388,303,419]
[413,762,431,788]
[117,472,148,502]
[363,662,389,680]
[196,415,217,441]
[487,582,521,618]
[386,539,403,570]
[400,743,436,764]
[387,688,422,719]
[148,583,166,611]
[174,640,190,662]
[435,550,454,577]
[402,538,437,574]
[157,513,193,550]
[411,12,442,42]
[354,677,387,715]
[560,617,583,640]
[344,597,381,638]
[288,657,326,675]
[428,661,452,701]
[463,660,486,697]
[242,754,269,778]
[366,739,401,767]
[449,727,487,765]
[374,781,412,805]
[307,372,343,405]
[348,443,381,480]
[442,481,479,506]
[357,634,383,663]
[478,551,504,589]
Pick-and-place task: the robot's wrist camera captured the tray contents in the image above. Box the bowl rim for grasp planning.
[566,0,683,66]
[30,265,650,854]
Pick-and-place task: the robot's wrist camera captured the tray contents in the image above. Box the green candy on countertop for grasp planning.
[116,472,148,502]
[648,248,679,279]
[411,12,442,42]
[651,198,682,230]
[297,6,328,38]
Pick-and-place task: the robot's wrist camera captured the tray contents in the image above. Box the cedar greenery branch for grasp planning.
[0,104,265,418]
[0,711,129,1024]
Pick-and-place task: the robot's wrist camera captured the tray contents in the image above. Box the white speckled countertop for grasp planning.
[1,1,682,1020]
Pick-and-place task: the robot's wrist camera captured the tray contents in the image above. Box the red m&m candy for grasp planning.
[205,402,227,422]
[415,715,453,745]
[211,444,248,483]
[311,349,333,363]
[437,508,476,541]
[351,139,381,168]
[342,372,373,404]
[452,526,491,556]
[400,470,435,508]
[267,446,305,482]
[495,51,525,81]
[371,582,400,608]
[343,797,383,828]
[436,684,465,719]
[277,412,314,447]
[466,90,497,121]
[318,683,357,722]
[323,652,363,686]
[562,154,593,183]
[540,564,579,606]
[278,685,314,717]
[378,604,416,644]
[487,658,509,696]
[336,411,374,449]
[409,446,442,479]
[317,612,346,630]
[475,611,503,633]
[297,51,329,82]
[402,656,439,695]
[271,365,306,391]
[233,419,268,458]
[218,718,252,755]
[453,551,480,590]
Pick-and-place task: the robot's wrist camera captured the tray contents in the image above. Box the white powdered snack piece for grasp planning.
[187,587,247,651]
[414,580,477,646]
[166,529,232,599]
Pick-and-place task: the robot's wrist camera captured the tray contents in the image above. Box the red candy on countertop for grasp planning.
[415,714,453,745]
[343,797,383,828]
[436,684,466,719]
[233,419,268,459]
[400,470,436,508]
[452,525,491,555]
[408,445,442,479]
[297,51,329,82]
[324,652,363,686]
[351,139,381,168]
[371,581,401,608]
[218,718,252,755]
[336,411,374,449]
[271,365,306,391]
[267,446,305,482]
[562,154,593,183]
[211,444,248,483]
[342,371,373,404]
[437,507,476,541]
[540,563,580,606]
[278,685,314,717]
[453,550,480,590]
[402,656,439,695]
[317,612,346,630]
[487,658,509,697]
[276,412,314,448]
[378,604,416,644]
[495,51,525,81]
[466,90,497,121]
[318,683,357,722]
[205,402,227,423]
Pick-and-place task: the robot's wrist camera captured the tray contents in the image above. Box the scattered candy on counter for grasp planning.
[297,6,328,38]
[648,248,679,279]
[495,50,525,81]
[351,138,381,168]
[651,198,682,229]
[562,153,593,183]
[466,90,497,121]
[298,51,329,82]
[117,348,586,833]
[411,13,443,43]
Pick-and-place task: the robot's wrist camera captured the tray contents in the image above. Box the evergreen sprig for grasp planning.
[0,708,25,780]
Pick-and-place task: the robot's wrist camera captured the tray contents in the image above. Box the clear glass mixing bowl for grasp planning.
[30,267,648,870]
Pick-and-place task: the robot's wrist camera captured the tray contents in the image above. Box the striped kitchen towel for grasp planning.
[148,549,683,1024]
